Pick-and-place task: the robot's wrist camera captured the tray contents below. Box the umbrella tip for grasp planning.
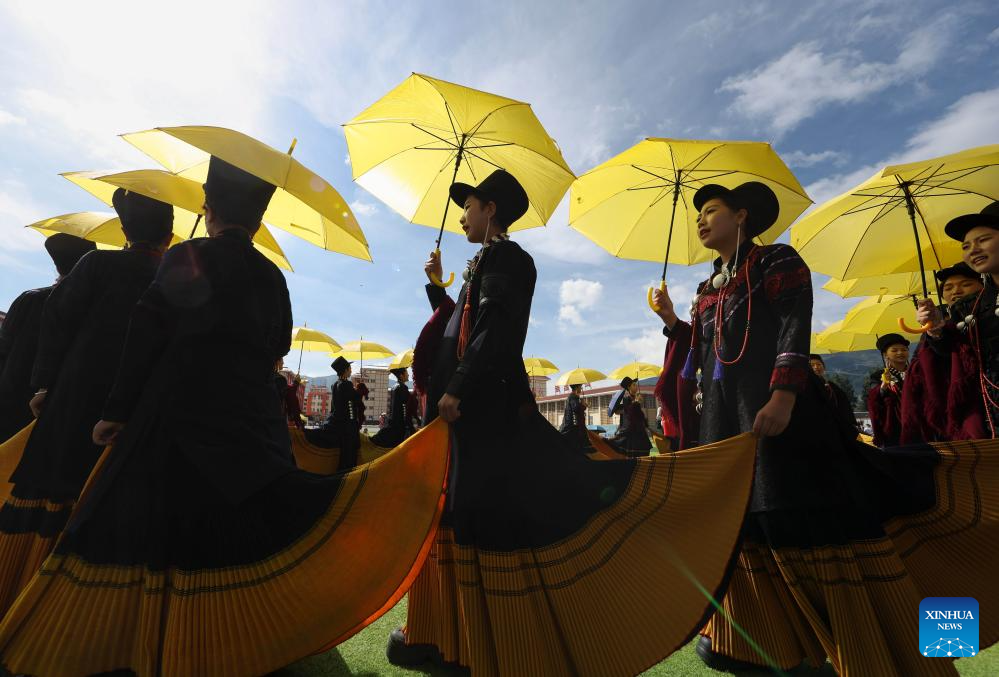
[287,138,298,155]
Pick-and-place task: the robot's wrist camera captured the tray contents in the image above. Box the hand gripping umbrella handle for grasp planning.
[429,249,454,288]
[648,280,665,312]
[898,316,933,334]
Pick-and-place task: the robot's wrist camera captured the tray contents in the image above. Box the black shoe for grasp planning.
[695,635,769,673]
[386,627,444,667]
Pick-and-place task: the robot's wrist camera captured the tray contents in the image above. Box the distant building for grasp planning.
[536,379,658,429]
[528,374,549,399]
[303,386,331,422]
[355,366,390,423]
[0,310,6,327]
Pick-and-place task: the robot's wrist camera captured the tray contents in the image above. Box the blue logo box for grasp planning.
[920,597,979,658]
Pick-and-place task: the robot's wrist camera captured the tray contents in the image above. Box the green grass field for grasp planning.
[272,598,998,676]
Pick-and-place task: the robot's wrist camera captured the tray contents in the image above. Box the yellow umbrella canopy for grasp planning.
[389,348,415,370]
[809,333,831,355]
[569,138,811,308]
[28,212,131,250]
[120,126,371,261]
[814,320,888,353]
[61,170,293,271]
[344,73,574,286]
[290,326,341,373]
[791,145,999,297]
[330,340,396,362]
[822,272,929,298]
[834,296,922,340]
[291,327,341,353]
[608,362,662,380]
[523,357,559,377]
[554,368,607,387]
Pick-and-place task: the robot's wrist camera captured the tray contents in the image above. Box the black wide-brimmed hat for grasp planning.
[44,233,96,275]
[204,156,277,228]
[111,188,174,244]
[619,376,636,390]
[944,200,999,241]
[331,356,352,375]
[693,181,780,239]
[390,367,408,378]
[449,169,529,227]
[935,262,978,284]
[876,333,909,353]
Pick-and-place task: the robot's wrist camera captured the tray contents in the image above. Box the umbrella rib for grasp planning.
[911,199,947,270]
[411,124,460,149]
[836,199,903,278]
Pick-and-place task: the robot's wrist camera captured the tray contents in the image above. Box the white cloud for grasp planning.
[349,200,378,217]
[558,277,603,326]
[804,86,999,206]
[0,182,49,251]
[0,108,25,126]
[721,18,954,135]
[781,149,848,168]
[616,326,667,364]
[989,27,999,43]
[517,198,610,265]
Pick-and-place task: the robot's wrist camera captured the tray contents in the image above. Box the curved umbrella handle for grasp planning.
[898,316,932,335]
[429,248,455,288]
[648,280,665,312]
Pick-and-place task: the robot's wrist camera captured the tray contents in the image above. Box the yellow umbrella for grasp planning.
[330,339,395,373]
[608,362,662,380]
[823,272,929,298]
[834,297,921,341]
[555,368,607,387]
[28,212,130,250]
[523,357,559,377]
[120,126,371,261]
[389,348,415,370]
[569,138,811,310]
[344,73,574,287]
[814,321,883,353]
[290,326,341,373]
[61,170,293,271]
[791,145,999,330]
[809,333,831,355]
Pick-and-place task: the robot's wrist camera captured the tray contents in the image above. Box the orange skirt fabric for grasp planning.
[406,432,758,676]
[703,437,999,676]
[0,422,33,506]
[0,420,450,677]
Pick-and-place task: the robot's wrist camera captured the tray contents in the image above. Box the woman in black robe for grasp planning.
[608,376,653,456]
[867,333,909,447]
[371,367,415,448]
[651,181,999,675]
[0,157,451,677]
[388,169,763,676]
[557,382,591,452]
[303,356,362,471]
[0,192,171,615]
[0,234,95,442]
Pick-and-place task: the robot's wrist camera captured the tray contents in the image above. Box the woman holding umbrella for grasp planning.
[651,181,999,674]
[867,333,909,448]
[607,377,653,456]
[390,169,762,676]
[916,204,999,438]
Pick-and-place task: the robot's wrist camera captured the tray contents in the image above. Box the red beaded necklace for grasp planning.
[712,256,753,367]
[968,288,999,438]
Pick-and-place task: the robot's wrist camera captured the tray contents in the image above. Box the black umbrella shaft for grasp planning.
[901,182,930,298]
[436,137,467,249]
[189,213,203,240]
[659,176,682,283]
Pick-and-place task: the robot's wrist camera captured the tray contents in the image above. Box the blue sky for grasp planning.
[1,0,997,385]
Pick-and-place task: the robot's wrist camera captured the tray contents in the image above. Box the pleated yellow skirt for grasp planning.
[704,438,999,676]
[0,420,450,677]
[406,432,758,677]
